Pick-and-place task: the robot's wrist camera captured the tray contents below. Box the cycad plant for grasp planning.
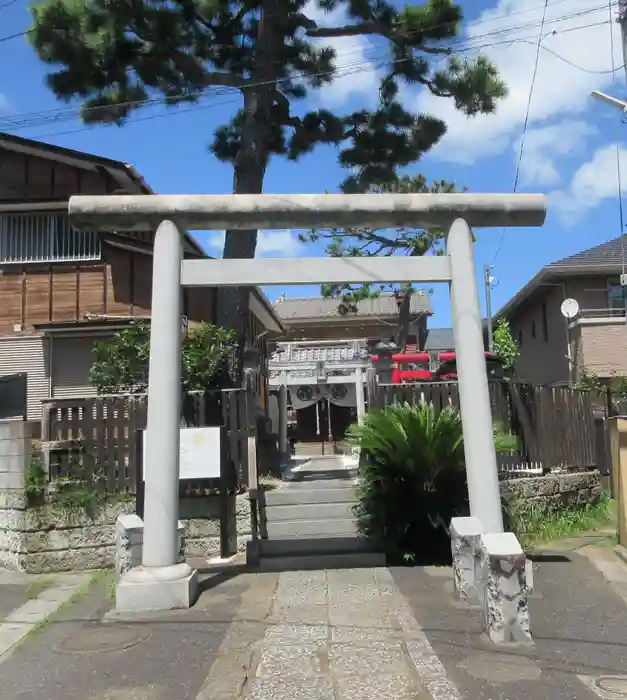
[347,402,515,564]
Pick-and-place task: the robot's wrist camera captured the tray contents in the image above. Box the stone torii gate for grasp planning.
[69,192,547,612]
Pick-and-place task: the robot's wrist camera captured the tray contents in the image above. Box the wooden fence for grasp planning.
[40,387,255,496]
[368,381,597,476]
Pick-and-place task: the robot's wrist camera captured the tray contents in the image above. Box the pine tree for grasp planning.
[29,0,507,376]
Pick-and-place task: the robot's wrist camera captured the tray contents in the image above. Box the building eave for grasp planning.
[494,264,625,320]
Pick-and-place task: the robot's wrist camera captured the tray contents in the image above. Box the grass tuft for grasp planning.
[510,492,616,549]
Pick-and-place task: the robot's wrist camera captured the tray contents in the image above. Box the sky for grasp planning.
[0,0,626,328]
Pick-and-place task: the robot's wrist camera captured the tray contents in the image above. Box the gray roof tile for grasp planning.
[274,292,432,320]
[548,234,627,269]
[424,328,455,351]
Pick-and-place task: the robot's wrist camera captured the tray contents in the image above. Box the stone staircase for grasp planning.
[253,457,385,571]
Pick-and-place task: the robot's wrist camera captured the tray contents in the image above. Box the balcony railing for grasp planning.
[270,339,369,365]
[576,307,626,320]
[0,213,101,264]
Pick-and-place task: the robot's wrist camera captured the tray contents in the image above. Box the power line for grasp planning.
[492,0,550,268]
[0,0,20,12]
[0,1,610,60]
[608,0,626,236]
[0,15,614,135]
[23,19,612,144]
[0,27,29,43]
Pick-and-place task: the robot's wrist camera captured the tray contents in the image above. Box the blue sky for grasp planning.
[0,0,625,328]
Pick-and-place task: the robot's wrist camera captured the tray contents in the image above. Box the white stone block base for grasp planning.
[480,532,532,645]
[450,516,484,605]
[115,563,199,612]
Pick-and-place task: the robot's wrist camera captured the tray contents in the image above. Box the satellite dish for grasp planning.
[560,298,580,319]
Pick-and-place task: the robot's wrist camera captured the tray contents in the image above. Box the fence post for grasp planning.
[40,403,51,481]
[608,417,627,548]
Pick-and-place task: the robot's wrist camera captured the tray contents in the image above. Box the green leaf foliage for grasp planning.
[492,318,519,374]
[28,1,506,256]
[347,401,515,563]
[88,321,235,394]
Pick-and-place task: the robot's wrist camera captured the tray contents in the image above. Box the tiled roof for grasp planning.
[424,328,455,351]
[547,234,627,270]
[495,234,627,320]
[274,292,432,320]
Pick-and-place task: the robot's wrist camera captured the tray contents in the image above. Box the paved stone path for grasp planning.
[1,543,627,700]
[0,570,93,663]
[245,568,448,700]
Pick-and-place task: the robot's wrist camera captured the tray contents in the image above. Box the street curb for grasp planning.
[0,571,94,664]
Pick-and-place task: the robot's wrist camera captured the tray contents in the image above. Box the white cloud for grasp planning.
[205,229,305,257]
[514,120,597,186]
[551,143,627,223]
[413,0,623,165]
[304,1,380,107]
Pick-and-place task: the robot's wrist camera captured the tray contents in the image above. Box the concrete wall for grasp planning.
[507,285,570,385]
[0,419,253,573]
[501,470,601,512]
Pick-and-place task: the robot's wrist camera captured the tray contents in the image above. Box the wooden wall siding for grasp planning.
[0,148,117,202]
[0,246,218,333]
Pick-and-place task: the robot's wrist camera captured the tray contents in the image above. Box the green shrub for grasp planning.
[348,402,515,564]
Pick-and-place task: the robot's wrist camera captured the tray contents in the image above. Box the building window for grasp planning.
[531,319,536,339]
[607,280,625,311]
[517,329,523,347]
[0,213,101,264]
[541,299,548,341]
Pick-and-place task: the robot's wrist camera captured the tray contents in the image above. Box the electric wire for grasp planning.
[492,0,550,267]
[0,2,614,131]
[24,19,612,144]
[0,16,617,137]
[608,0,626,236]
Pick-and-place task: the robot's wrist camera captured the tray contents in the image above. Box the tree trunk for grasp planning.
[216,0,285,385]
[395,290,411,352]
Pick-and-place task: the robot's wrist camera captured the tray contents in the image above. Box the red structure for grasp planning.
[370,351,503,383]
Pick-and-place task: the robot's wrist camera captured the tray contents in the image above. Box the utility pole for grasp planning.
[619,0,627,85]
[484,263,494,352]
[591,2,627,109]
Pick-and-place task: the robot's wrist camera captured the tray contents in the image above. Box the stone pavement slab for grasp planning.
[244,568,433,700]
[392,548,627,700]
[2,552,627,700]
[0,570,278,700]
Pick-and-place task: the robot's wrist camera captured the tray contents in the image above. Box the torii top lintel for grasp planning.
[68,193,547,232]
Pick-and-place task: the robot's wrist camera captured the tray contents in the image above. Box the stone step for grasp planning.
[259,535,375,557]
[267,518,359,538]
[284,468,358,482]
[257,551,385,572]
[265,487,357,507]
[265,502,356,522]
[279,478,357,490]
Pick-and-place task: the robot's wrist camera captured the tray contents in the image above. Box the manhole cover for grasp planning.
[55,625,149,654]
[596,678,627,696]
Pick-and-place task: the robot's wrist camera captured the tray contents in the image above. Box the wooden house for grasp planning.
[0,133,282,424]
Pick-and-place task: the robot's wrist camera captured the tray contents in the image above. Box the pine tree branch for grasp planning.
[306,22,450,55]
[306,21,381,38]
